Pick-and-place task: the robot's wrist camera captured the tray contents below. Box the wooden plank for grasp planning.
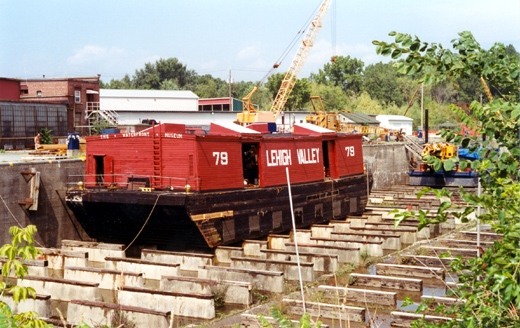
[422,295,461,307]
[318,285,396,307]
[283,298,365,322]
[376,263,444,279]
[409,255,457,268]
[460,231,502,242]
[431,239,494,249]
[349,273,422,292]
[421,246,478,258]
[391,311,456,327]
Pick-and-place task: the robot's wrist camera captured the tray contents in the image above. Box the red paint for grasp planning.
[84,123,365,191]
[0,78,20,101]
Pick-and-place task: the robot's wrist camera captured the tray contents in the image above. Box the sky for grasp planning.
[1,0,519,84]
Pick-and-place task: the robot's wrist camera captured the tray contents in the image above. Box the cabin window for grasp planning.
[242,143,259,186]
[94,155,105,186]
[315,204,323,219]
[294,207,303,226]
[322,141,330,178]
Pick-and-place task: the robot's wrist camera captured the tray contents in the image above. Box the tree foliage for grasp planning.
[310,55,364,94]
[376,31,519,327]
[0,226,51,328]
[363,61,405,106]
[266,73,311,111]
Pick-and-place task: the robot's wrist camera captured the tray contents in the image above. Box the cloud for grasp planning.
[67,45,124,65]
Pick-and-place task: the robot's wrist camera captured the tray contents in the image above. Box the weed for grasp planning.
[360,249,375,267]
[209,281,229,307]
[415,247,433,256]
[252,290,269,304]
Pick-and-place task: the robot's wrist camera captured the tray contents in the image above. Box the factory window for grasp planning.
[36,91,42,97]
[75,90,81,103]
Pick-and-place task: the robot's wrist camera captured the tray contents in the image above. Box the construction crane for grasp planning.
[305,96,393,135]
[236,0,333,125]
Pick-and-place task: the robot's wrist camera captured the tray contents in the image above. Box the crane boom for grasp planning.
[236,0,332,125]
[271,0,332,121]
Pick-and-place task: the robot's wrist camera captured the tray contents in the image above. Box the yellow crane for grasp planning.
[305,96,392,135]
[236,0,333,125]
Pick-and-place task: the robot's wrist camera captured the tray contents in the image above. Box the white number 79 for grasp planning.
[213,152,228,165]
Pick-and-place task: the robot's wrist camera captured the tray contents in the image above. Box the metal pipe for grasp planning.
[286,167,306,313]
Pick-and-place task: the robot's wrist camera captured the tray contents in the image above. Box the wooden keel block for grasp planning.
[317,285,397,307]
[376,263,445,280]
[349,273,422,292]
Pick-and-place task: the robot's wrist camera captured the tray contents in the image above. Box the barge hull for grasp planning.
[67,173,369,249]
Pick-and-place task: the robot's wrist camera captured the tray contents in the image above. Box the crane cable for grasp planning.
[254,1,324,87]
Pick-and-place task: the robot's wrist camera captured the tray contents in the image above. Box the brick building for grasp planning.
[0,78,20,101]
[20,76,101,134]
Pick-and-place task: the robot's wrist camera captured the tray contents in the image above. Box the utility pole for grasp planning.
[420,83,424,132]
[228,69,232,99]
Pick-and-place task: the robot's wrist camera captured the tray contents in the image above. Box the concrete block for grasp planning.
[141,249,213,271]
[283,298,365,322]
[214,246,243,265]
[61,240,125,263]
[160,276,252,305]
[312,237,383,257]
[231,257,314,282]
[118,286,215,320]
[17,276,100,302]
[285,243,360,264]
[64,266,143,290]
[310,225,334,239]
[39,248,89,271]
[0,259,48,278]
[376,263,445,279]
[291,230,312,244]
[260,249,338,273]
[242,240,268,257]
[198,265,284,293]
[67,300,171,328]
[267,235,290,250]
[318,285,397,307]
[349,273,422,291]
[0,293,51,318]
[104,257,180,280]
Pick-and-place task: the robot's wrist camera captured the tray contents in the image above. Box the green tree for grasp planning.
[0,226,50,328]
[39,128,53,144]
[375,31,519,327]
[310,56,364,94]
[310,83,350,112]
[266,73,311,111]
[133,57,196,90]
[363,61,405,106]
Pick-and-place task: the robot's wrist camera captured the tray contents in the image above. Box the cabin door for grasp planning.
[242,143,259,186]
[94,155,105,186]
[323,140,337,178]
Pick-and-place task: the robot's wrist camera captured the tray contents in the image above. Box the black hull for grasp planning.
[66,173,370,249]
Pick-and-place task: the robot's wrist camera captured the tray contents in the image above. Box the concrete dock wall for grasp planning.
[363,143,410,190]
[39,248,88,270]
[0,159,88,247]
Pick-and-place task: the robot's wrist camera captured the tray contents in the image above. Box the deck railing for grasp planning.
[67,174,201,192]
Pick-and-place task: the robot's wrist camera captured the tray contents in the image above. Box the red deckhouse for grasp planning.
[83,122,364,191]
[67,122,369,249]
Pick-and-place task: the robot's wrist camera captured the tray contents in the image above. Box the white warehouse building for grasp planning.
[100,89,199,125]
[375,115,414,135]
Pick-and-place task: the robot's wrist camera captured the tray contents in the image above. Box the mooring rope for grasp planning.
[123,193,167,252]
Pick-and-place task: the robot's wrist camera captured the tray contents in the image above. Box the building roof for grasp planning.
[340,112,380,124]
[375,114,413,121]
[101,89,198,99]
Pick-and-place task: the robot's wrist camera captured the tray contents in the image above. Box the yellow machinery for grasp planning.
[421,142,458,161]
[305,96,393,135]
[236,0,333,125]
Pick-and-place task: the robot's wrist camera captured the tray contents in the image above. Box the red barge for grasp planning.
[65,122,371,249]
